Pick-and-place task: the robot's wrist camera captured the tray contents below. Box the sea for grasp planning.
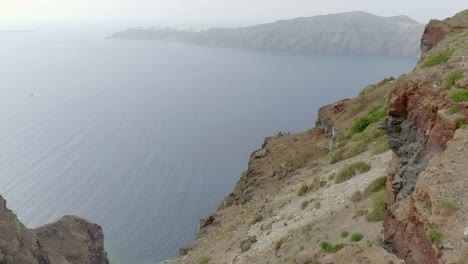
[0,28,417,263]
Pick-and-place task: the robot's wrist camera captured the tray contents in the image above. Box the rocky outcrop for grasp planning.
[0,195,109,264]
[383,9,468,264]
[421,10,468,53]
[112,11,424,57]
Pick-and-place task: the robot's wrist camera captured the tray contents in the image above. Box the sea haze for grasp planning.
[0,30,416,263]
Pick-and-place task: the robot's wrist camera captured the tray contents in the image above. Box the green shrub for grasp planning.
[350,190,363,202]
[352,117,371,133]
[427,229,442,246]
[451,89,468,102]
[448,106,458,115]
[455,116,465,128]
[350,233,364,242]
[297,183,312,196]
[445,69,464,88]
[301,201,309,210]
[275,237,287,251]
[335,162,371,183]
[364,176,387,194]
[320,241,345,253]
[197,256,211,264]
[299,245,305,251]
[366,190,386,222]
[341,231,349,238]
[422,49,454,68]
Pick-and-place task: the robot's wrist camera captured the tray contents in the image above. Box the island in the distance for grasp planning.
[111,11,425,57]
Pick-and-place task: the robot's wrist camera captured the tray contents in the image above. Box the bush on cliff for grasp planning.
[365,190,386,222]
[445,69,464,88]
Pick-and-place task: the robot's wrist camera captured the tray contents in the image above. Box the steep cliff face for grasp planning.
[383,10,468,264]
[0,195,109,264]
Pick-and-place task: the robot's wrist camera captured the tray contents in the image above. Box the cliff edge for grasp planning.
[0,195,109,264]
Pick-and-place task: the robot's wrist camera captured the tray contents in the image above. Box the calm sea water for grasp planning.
[0,30,416,263]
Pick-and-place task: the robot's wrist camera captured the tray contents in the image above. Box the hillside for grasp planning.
[175,9,468,264]
[111,11,424,57]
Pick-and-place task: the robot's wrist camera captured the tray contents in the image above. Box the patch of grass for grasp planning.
[427,229,442,246]
[422,49,454,68]
[320,242,345,253]
[350,190,363,202]
[197,256,211,264]
[366,190,386,222]
[350,233,364,242]
[445,69,464,89]
[299,245,305,251]
[351,108,387,133]
[297,183,312,196]
[441,200,459,210]
[341,231,349,238]
[455,116,465,128]
[314,201,321,209]
[371,136,390,155]
[449,30,468,43]
[335,162,371,184]
[275,237,287,251]
[301,201,310,210]
[364,176,387,195]
[329,141,367,164]
[448,106,458,115]
[451,89,468,103]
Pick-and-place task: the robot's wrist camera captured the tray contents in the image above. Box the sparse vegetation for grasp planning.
[351,108,387,133]
[364,176,387,195]
[350,190,363,202]
[422,49,453,68]
[197,256,211,264]
[455,116,465,128]
[341,231,349,238]
[451,89,468,103]
[427,229,442,247]
[350,233,364,242]
[441,200,459,210]
[320,241,345,253]
[445,69,464,88]
[371,136,390,155]
[448,106,458,115]
[314,201,321,209]
[299,245,305,251]
[331,112,388,164]
[301,201,309,210]
[297,183,312,196]
[275,237,287,251]
[335,162,371,183]
[366,190,386,222]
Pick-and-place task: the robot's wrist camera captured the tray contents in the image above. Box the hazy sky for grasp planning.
[1,0,467,27]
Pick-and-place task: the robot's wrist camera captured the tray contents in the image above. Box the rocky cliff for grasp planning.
[383,9,468,264]
[0,195,109,264]
[175,9,468,264]
[111,11,424,57]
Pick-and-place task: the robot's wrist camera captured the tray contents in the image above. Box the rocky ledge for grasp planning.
[0,195,108,264]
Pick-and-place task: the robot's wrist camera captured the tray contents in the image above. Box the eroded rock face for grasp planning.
[383,9,468,264]
[0,195,109,264]
[421,10,468,53]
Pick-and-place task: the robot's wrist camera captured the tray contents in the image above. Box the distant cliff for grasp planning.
[0,195,108,264]
[112,11,424,57]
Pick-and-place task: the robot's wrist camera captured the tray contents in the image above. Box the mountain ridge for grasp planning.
[112,11,425,57]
